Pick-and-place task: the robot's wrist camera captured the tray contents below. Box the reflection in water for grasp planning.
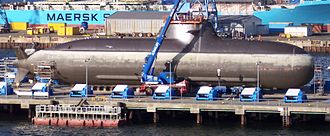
[1,118,330,136]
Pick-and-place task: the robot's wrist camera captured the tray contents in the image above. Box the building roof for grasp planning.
[107,11,169,20]
[219,15,261,24]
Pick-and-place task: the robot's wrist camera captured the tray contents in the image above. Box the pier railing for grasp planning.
[36,105,121,115]
[109,95,330,108]
[35,105,122,120]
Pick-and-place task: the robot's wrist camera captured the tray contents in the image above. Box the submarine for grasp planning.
[15,22,314,89]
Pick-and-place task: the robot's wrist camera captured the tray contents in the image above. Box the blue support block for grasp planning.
[152,86,175,100]
[111,85,134,99]
[0,82,13,95]
[284,88,307,103]
[240,87,262,102]
[31,82,53,97]
[196,86,220,101]
[70,84,93,97]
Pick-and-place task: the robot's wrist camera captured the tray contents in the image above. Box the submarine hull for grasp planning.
[22,49,313,89]
[16,23,314,89]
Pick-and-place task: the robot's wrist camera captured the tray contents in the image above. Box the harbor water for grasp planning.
[1,113,330,136]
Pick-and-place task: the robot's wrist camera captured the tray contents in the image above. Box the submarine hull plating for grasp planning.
[17,23,314,89]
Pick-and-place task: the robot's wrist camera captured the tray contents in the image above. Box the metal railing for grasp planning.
[109,95,330,108]
[35,105,121,115]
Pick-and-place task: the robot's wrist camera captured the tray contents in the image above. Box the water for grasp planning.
[1,116,330,136]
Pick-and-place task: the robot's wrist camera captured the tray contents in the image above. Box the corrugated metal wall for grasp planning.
[105,18,163,36]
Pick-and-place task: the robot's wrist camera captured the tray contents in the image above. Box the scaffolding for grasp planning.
[314,64,325,95]
[34,61,56,83]
[0,57,17,82]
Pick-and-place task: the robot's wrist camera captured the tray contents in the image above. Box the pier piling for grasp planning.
[28,107,32,119]
[258,113,262,121]
[282,107,291,127]
[302,114,307,122]
[197,113,202,124]
[240,115,246,126]
[171,111,176,119]
[128,111,133,120]
[9,105,13,113]
[153,112,159,123]
[215,112,219,120]
[324,114,330,122]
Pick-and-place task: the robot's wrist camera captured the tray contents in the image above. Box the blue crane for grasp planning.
[141,0,220,85]
[210,0,219,33]
[140,0,182,84]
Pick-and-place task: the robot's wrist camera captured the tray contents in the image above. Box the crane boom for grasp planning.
[141,0,182,84]
[210,0,219,33]
[141,0,220,85]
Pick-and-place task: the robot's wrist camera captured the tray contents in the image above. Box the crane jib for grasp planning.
[151,42,160,56]
[141,0,187,83]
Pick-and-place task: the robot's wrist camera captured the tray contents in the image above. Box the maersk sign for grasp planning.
[0,10,117,25]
